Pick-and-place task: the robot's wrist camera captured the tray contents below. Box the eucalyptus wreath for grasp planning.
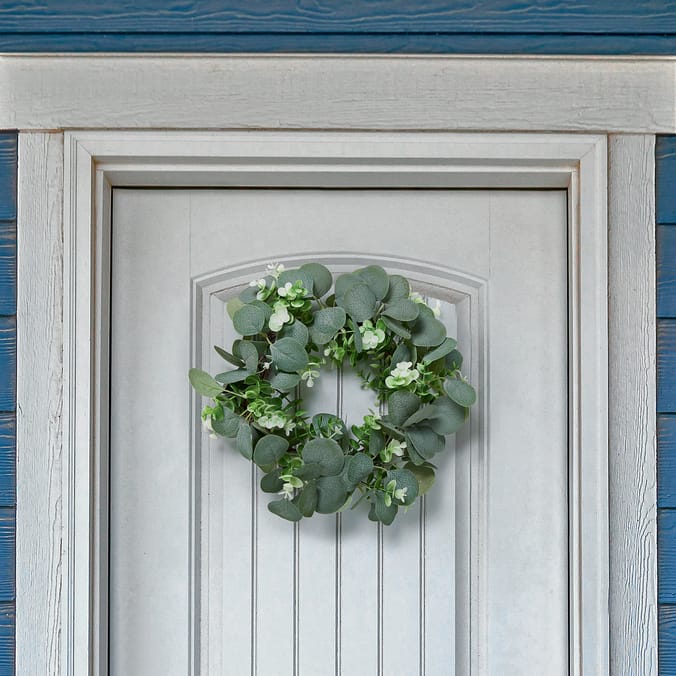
[189,263,476,525]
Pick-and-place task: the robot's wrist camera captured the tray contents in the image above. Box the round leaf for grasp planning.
[316,476,349,514]
[253,434,289,467]
[269,371,302,392]
[189,368,223,398]
[346,453,374,486]
[214,369,249,386]
[235,340,260,372]
[296,462,324,481]
[270,337,308,373]
[410,306,446,347]
[211,408,241,438]
[310,307,347,345]
[445,349,463,370]
[386,468,419,506]
[444,379,477,407]
[260,468,284,493]
[356,265,389,300]
[375,493,398,525]
[300,263,333,297]
[381,316,411,340]
[338,283,377,322]
[382,299,420,322]
[404,463,436,495]
[405,425,445,460]
[227,296,245,319]
[279,320,309,346]
[301,438,345,476]
[334,272,362,299]
[236,422,254,459]
[268,498,303,522]
[278,268,314,294]
[233,304,266,336]
[297,483,318,517]
[384,275,410,302]
[427,396,467,435]
[387,391,421,426]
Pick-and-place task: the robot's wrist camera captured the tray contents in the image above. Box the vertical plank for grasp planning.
[339,371,380,675]
[608,134,658,675]
[297,369,339,674]
[16,132,63,676]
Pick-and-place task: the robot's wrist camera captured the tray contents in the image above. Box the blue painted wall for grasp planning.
[1,2,674,674]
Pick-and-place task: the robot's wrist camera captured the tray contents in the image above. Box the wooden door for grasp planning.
[109,187,568,675]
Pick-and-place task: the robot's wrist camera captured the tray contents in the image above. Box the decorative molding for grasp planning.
[0,55,674,133]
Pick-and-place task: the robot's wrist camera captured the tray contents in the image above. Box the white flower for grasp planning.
[409,291,425,304]
[394,487,408,503]
[277,282,293,297]
[385,361,420,388]
[359,320,386,350]
[261,361,271,370]
[249,277,266,289]
[202,416,218,440]
[279,483,295,500]
[267,263,285,279]
[258,412,286,430]
[431,300,442,318]
[300,363,321,387]
[268,302,291,332]
[283,419,297,435]
[388,440,406,457]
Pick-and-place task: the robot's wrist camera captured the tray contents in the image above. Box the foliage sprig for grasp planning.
[189,263,476,525]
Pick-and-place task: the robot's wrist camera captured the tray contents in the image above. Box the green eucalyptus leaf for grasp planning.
[369,429,385,455]
[347,453,374,486]
[236,422,254,459]
[227,296,246,320]
[279,320,309,346]
[350,318,363,353]
[300,263,333,297]
[404,463,436,495]
[356,265,389,300]
[410,305,446,347]
[312,413,347,438]
[237,286,258,303]
[310,307,347,345]
[382,299,420,322]
[445,349,464,370]
[235,341,260,372]
[389,343,411,369]
[405,425,445,460]
[384,275,410,303]
[368,502,379,521]
[316,475,349,514]
[334,272,362,299]
[269,371,302,392]
[278,268,314,294]
[387,391,421,426]
[270,337,308,373]
[444,379,477,407]
[260,468,284,493]
[338,283,377,322]
[214,369,249,386]
[189,368,223,398]
[422,337,458,364]
[211,408,241,438]
[386,468,419,506]
[253,434,289,467]
[404,441,427,466]
[214,345,245,368]
[301,438,345,476]
[375,493,398,525]
[268,499,303,522]
[296,462,324,481]
[297,483,318,517]
[233,304,266,336]
[381,316,412,339]
[402,403,437,427]
[427,396,467,435]
[249,299,273,320]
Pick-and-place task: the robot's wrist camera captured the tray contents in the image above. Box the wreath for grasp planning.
[189,263,476,525]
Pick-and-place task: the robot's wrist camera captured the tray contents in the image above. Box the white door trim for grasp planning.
[0,54,675,133]
[15,130,633,675]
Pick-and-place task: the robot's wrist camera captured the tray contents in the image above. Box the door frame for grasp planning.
[14,57,657,676]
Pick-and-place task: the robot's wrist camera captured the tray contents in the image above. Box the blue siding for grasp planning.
[0,4,673,675]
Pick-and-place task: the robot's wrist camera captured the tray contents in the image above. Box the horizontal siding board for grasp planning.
[0,319,15,415]
[0,604,13,676]
[0,1,674,34]
[658,225,676,317]
[0,139,15,223]
[658,320,676,412]
[660,415,676,508]
[0,222,16,318]
[658,137,676,224]
[0,510,14,603]
[660,510,676,603]
[2,32,676,54]
[661,604,676,674]
[0,417,14,509]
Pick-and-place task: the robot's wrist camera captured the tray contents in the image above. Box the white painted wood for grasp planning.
[607,135,658,676]
[16,132,64,676]
[0,55,675,132]
[16,130,628,676]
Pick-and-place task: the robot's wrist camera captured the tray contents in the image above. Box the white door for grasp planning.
[109,187,568,675]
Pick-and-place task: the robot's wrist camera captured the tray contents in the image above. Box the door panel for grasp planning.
[110,188,568,675]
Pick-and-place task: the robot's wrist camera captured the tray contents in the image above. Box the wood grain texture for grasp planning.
[0,319,15,414]
[0,223,16,319]
[658,225,676,318]
[2,32,676,54]
[0,604,14,676]
[0,511,14,603]
[16,132,63,676]
[658,320,676,413]
[0,0,673,34]
[608,134,658,675]
[661,511,676,603]
[658,137,676,224]
[0,138,16,223]
[0,56,674,133]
